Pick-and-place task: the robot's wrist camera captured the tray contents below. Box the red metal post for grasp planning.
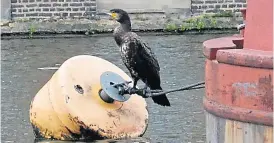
[203,0,273,142]
[244,0,273,51]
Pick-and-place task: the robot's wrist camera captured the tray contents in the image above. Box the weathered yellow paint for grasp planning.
[30,83,72,140]
[263,127,273,143]
[30,55,149,140]
[224,120,233,143]
[225,120,244,143]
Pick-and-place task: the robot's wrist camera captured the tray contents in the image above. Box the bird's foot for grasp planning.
[141,87,150,98]
[134,86,149,98]
[126,86,150,98]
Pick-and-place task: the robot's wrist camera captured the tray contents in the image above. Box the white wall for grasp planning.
[96,0,191,12]
[1,0,11,20]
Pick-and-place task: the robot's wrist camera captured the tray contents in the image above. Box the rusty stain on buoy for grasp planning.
[30,55,149,141]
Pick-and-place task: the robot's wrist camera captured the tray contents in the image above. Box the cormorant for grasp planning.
[107,9,170,106]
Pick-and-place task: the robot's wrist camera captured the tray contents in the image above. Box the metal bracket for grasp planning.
[100,71,131,102]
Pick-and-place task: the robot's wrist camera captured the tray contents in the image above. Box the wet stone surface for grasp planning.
[2,33,232,143]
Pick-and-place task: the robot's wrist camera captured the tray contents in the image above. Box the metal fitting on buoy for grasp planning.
[99,71,132,103]
[30,55,149,141]
[98,89,115,103]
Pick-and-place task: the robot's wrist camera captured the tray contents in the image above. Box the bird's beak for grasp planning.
[106,13,112,16]
[105,12,117,20]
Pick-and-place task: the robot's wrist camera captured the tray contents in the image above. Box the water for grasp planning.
[1,33,232,143]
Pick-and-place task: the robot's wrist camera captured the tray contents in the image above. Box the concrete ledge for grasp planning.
[1,12,243,37]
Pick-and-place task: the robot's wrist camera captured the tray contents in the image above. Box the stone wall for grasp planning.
[191,0,246,15]
[10,0,96,19]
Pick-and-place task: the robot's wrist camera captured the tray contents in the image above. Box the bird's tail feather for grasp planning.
[150,86,170,106]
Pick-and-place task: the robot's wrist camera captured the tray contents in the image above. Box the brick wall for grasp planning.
[11,0,96,20]
[9,0,247,20]
[191,0,246,15]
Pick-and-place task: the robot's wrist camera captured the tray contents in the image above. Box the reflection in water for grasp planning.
[2,33,232,143]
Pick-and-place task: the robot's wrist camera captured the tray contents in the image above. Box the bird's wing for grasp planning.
[131,34,160,72]
[122,32,160,74]
[120,36,140,78]
[141,42,160,71]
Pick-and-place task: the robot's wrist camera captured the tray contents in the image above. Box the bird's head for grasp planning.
[107,9,130,23]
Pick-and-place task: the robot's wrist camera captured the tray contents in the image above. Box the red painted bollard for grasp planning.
[203,0,273,142]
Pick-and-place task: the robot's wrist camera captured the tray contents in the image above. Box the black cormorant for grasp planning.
[107,9,170,106]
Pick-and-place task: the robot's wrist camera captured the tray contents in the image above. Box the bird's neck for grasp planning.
[113,20,131,46]
[120,19,132,32]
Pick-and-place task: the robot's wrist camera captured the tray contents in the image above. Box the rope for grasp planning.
[142,81,205,98]
[118,81,205,98]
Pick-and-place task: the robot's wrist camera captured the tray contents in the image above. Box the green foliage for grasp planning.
[180,25,186,31]
[15,18,30,22]
[212,11,233,17]
[28,24,36,38]
[209,17,217,27]
[196,20,205,31]
[165,23,178,31]
[164,13,221,33]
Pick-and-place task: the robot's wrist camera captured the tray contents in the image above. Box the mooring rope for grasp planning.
[116,81,205,98]
[144,81,205,98]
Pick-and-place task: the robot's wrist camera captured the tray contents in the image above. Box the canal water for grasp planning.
[2,33,232,143]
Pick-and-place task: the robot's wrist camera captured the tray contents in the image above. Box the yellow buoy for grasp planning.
[30,55,149,141]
